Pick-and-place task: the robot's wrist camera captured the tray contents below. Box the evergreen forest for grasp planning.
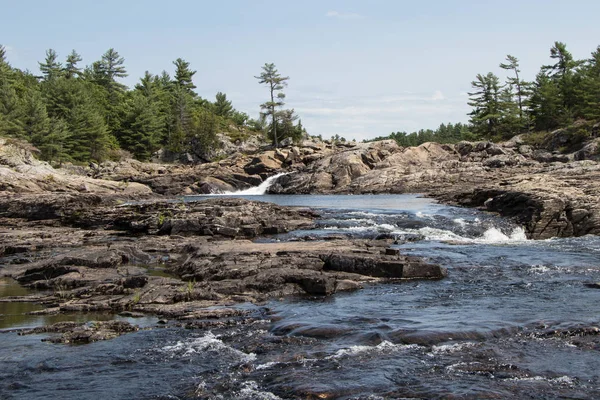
[2,41,600,163]
[0,46,304,163]
[371,41,600,147]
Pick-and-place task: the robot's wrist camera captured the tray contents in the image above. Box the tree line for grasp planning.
[376,41,600,147]
[0,46,305,163]
[469,41,600,138]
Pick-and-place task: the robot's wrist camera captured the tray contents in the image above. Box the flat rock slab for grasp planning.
[0,196,445,342]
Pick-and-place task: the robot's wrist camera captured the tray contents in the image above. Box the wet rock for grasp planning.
[19,320,139,344]
[321,253,445,279]
[335,279,362,291]
[121,275,148,289]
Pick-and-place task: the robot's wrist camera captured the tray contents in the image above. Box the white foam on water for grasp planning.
[214,173,287,195]
[323,226,372,232]
[430,342,478,355]
[507,375,575,385]
[323,224,396,233]
[254,361,280,370]
[408,227,468,242]
[416,211,433,219]
[160,332,256,363]
[348,211,389,218]
[235,381,283,400]
[529,265,551,274]
[397,226,529,244]
[478,227,528,243]
[453,218,468,227]
[326,341,422,359]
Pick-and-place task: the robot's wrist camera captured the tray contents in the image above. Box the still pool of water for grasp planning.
[2,194,600,399]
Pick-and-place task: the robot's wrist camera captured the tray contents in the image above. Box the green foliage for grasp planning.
[528,72,565,131]
[173,58,196,94]
[68,100,112,161]
[231,110,249,127]
[39,49,63,81]
[0,79,25,137]
[368,122,475,147]
[213,92,233,118]
[0,46,293,164]
[118,91,164,160]
[266,109,304,144]
[64,50,83,79]
[187,107,219,161]
[522,122,592,152]
[468,72,503,137]
[256,63,289,146]
[462,41,600,141]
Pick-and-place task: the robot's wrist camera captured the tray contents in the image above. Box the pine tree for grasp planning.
[119,92,163,160]
[213,92,233,118]
[95,48,128,135]
[542,42,580,115]
[39,49,63,81]
[135,71,155,97]
[168,85,193,152]
[42,76,111,161]
[21,88,50,143]
[38,117,71,163]
[468,72,503,137]
[528,72,564,131]
[0,79,25,137]
[577,46,600,120]
[231,110,249,127]
[498,85,521,138]
[255,63,289,147]
[187,107,218,161]
[0,44,10,79]
[500,55,528,126]
[64,50,83,79]
[173,58,196,94]
[68,101,111,161]
[273,109,303,143]
[100,48,128,90]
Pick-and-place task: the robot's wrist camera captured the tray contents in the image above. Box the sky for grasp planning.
[2,0,600,141]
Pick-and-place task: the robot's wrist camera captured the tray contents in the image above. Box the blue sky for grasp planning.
[2,0,600,141]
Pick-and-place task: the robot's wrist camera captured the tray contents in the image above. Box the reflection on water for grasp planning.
[143,264,177,279]
[0,278,155,330]
[0,278,44,330]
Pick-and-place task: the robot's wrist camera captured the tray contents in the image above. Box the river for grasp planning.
[2,194,600,399]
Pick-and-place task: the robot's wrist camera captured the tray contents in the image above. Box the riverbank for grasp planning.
[2,131,599,240]
[0,195,445,342]
[1,132,599,342]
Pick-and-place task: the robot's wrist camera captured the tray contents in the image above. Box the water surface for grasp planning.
[2,194,600,399]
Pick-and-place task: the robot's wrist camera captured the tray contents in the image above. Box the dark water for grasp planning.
[2,195,600,399]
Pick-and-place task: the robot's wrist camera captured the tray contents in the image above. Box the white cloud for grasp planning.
[431,90,445,101]
[325,11,364,20]
[290,91,469,142]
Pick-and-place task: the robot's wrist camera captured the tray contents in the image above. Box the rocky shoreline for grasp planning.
[1,130,599,342]
[0,196,445,343]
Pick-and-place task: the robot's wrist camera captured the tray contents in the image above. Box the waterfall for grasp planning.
[219,173,287,195]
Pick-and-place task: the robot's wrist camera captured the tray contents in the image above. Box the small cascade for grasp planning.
[218,173,287,195]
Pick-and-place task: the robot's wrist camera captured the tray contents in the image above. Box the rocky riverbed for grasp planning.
[0,195,445,342]
[1,129,599,342]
